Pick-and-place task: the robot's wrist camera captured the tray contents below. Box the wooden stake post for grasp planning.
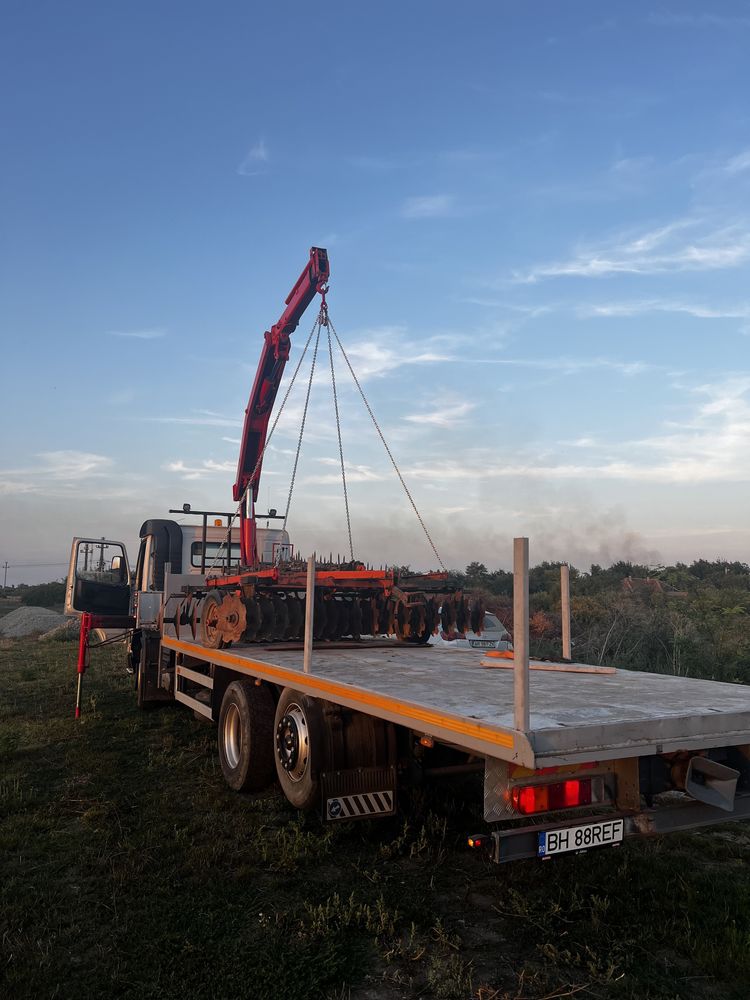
[561,563,572,661]
[303,554,315,673]
[513,537,530,732]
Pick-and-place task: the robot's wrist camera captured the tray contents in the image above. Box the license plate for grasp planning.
[470,640,495,649]
[538,818,624,858]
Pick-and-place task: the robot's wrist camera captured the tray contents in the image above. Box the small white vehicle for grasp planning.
[428,611,512,652]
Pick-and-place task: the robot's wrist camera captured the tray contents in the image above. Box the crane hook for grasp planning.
[317,282,329,326]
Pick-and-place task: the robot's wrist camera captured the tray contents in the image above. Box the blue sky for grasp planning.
[2,1,750,584]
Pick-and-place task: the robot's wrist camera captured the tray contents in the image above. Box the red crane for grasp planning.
[234,247,330,566]
[197,245,466,649]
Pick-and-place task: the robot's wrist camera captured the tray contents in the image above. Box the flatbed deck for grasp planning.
[163,636,750,769]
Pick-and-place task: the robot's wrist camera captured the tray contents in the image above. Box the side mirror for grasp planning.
[111,556,123,572]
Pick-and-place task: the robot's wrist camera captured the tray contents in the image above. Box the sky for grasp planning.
[2,1,750,585]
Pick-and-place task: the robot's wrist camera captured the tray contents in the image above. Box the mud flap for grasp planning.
[321,766,397,821]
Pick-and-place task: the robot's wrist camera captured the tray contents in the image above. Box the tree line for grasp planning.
[451,558,750,685]
[7,561,750,685]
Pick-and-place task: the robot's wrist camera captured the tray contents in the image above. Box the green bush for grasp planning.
[19,581,66,608]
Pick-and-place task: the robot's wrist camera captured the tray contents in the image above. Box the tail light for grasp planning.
[511,777,602,815]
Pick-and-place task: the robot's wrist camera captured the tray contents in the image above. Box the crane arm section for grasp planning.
[234,246,329,565]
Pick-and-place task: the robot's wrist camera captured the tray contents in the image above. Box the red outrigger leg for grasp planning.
[75,611,93,719]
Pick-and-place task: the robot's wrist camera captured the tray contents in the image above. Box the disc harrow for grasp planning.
[170,562,486,650]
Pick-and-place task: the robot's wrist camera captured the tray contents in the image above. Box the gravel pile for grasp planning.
[0,606,66,638]
[39,617,82,641]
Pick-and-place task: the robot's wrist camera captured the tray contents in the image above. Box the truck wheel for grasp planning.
[218,681,275,792]
[274,688,327,811]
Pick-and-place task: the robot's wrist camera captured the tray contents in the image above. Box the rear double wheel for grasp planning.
[218,680,275,791]
[273,689,327,811]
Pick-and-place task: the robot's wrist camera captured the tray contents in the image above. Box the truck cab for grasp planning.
[65,516,293,619]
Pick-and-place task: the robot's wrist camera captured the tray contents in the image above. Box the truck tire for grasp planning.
[218,681,276,792]
[274,688,327,811]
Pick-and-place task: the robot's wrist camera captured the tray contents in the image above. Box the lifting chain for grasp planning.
[283,318,322,532]
[327,315,447,572]
[326,318,354,561]
[206,313,321,571]
[209,298,446,576]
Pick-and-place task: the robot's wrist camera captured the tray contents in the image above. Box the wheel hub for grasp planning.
[223,702,242,769]
[275,704,310,782]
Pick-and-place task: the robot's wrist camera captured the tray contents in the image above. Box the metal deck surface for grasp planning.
[165,637,750,767]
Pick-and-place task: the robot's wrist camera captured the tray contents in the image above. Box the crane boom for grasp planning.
[234,246,330,565]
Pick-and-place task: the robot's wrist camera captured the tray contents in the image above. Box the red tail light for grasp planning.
[512,778,593,815]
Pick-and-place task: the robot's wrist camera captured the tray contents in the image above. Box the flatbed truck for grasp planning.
[66,523,750,864]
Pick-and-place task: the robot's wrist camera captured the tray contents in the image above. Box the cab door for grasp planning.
[65,537,132,616]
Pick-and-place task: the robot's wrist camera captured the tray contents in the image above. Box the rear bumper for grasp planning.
[490,793,750,863]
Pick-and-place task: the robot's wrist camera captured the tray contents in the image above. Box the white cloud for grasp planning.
[38,450,114,480]
[305,458,385,485]
[724,149,750,175]
[402,376,750,486]
[143,412,242,428]
[562,437,598,448]
[647,11,750,29]
[0,450,116,496]
[404,400,476,428]
[109,328,166,339]
[401,194,455,219]
[237,138,269,176]
[513,218,750,283]
[478,356,652,377]
[578,299,750,320]
[342,328,453,378]
[166,458,242,481]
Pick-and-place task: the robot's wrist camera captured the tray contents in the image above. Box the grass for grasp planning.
[1,637,749,999]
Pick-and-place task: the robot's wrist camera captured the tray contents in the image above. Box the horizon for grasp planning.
[3,1,750,586]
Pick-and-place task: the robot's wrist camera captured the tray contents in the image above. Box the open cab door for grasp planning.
[65,537,132,617]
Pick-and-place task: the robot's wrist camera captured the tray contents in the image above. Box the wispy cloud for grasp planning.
[304,457,385,485]
[349,154,414,171]
[0,450,115,496]
[724,149,750,175]
[478,356,652,377]
[143,411,242,428]
[647,11,750,29]
[513,218,750,283]
[404,400,476,428]
[166,458,241,480]
[237,138,269,177]
[343,328,453,378]
[401,194,455,219]
[401,376,750,486]
[457,297,552,317]
[578,299,750,320]
[109,328,166,339]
